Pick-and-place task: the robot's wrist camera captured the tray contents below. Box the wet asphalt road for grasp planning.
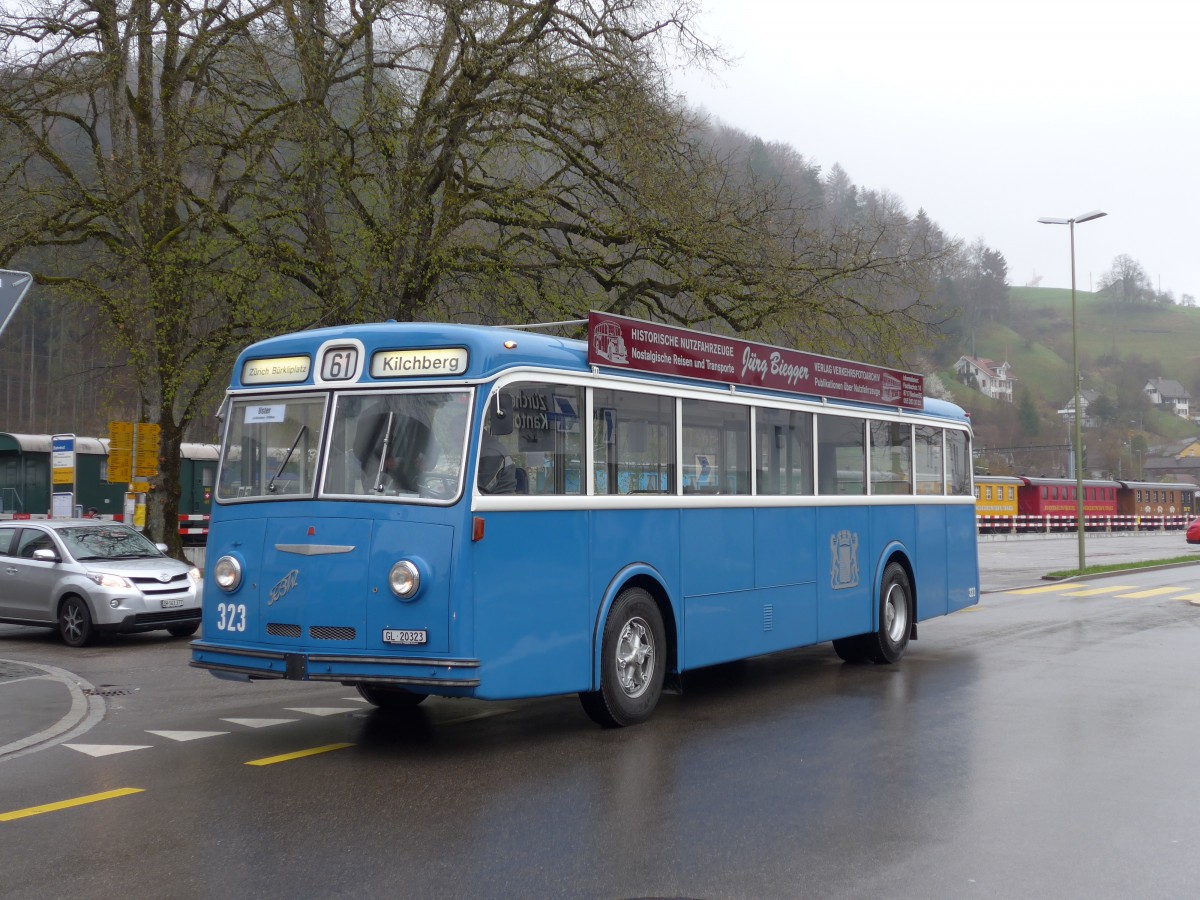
[3,534,1200,899]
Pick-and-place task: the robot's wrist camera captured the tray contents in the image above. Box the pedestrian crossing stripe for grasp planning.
[1060,585,1138,596]
[1006,584,1077,594]
[1114,587,1185,599]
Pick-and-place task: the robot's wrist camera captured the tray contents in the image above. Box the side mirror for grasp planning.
[155,543,169,553]
[489,392,514,436]
[32,548,59,563]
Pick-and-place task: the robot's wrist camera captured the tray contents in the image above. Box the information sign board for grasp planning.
[134,422,161,478]
[51,433,76,485]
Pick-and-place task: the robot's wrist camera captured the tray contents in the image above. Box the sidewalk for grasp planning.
[0,659,97,761]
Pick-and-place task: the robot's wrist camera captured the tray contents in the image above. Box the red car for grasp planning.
[1188,518,1200,544]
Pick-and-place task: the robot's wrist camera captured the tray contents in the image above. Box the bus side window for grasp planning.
[755,408,813,496]
[592,389,675,495]
[816,414,865,495]
[482,382,584,495]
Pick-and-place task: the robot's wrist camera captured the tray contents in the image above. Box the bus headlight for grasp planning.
[214,555,243,592]
[389,560,421,599]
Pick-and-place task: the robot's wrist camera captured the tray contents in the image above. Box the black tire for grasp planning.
[864,562,913,664]
[58,595,95,648]
[579,587,666,728]
[355,682,428,709]
[167,622,200,638]
[831,634,872,664]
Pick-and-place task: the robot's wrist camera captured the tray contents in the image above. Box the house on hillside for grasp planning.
[1142,436,1200,483]
[1144,378,1191,419]
[1057,389,1100,430]
[953,356,1015,402]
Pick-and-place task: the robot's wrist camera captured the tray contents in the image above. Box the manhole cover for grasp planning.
[83,687,136,697]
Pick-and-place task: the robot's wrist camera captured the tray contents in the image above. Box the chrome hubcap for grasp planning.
[883,583,908,642]
[615,616,655,698]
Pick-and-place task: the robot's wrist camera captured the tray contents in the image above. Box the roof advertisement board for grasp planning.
[587,312,924,410]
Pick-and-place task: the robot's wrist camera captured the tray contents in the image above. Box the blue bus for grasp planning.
[190,313,978,726]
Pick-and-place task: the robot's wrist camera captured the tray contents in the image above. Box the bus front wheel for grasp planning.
[579,587,666,728]
[355,683,428,709]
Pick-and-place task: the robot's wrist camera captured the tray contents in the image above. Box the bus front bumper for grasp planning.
[189,640,481,690]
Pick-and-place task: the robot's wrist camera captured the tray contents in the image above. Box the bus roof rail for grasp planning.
[496,319,587,331]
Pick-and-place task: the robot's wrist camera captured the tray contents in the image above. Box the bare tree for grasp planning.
[0,0,315,553]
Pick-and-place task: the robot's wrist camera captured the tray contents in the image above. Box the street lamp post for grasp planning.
[1037,209,1107,574]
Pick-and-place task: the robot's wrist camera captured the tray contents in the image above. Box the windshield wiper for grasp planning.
[267,425,307,494]
[373,411,396,493]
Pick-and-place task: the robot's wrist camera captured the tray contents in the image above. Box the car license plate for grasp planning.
[161,598,184,609]
[383,629,427,645]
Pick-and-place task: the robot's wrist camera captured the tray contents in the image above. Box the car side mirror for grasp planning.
[32,548,59,563]
[155,543,169,553]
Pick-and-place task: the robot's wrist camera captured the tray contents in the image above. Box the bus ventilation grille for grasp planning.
[310,626,356,641]
[762,604,774,631]
[266,623,302,638]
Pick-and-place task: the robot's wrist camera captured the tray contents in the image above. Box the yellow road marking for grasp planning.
[1173,593,1200,602]
[1060,585,1138,596]
[245,742,354,766]
[1006,584,1079,594]
[1114,587,1186,599]
[0,788,143,822]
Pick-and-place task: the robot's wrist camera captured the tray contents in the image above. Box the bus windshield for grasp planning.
[216,389,471,502]
[322,390,470,500]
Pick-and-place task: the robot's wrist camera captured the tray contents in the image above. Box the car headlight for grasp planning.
[213,555,243,592]
[86,572,133,589]
[388,560,421,599]
[187,566,202,585]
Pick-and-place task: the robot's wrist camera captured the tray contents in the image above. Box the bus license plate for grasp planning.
[161,598,184,609]
[383,629,427,645]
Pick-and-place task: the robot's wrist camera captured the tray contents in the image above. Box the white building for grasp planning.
[1144,378,1191,419]
[953,356,1015,402]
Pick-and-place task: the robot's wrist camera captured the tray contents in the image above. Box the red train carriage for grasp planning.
[1017,476,1120,520]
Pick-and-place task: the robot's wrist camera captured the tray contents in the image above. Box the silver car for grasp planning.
[0,519,202,647]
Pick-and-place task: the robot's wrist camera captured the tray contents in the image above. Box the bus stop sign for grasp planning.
[0,270,32,337]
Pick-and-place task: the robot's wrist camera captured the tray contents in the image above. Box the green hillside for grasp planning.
[951,287,1200,476]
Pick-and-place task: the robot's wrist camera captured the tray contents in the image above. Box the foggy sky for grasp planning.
[673,0,1198,301]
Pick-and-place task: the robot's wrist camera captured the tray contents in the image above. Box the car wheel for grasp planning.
[167,623,200,638]
[355,683,428,709]
[59,595,95,648]
[579,587,665,728]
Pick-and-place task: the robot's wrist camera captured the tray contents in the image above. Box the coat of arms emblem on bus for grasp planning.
[591,320,628,364]
[830,530,859,590]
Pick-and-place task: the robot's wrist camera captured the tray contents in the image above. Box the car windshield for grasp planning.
[59,525,162,561]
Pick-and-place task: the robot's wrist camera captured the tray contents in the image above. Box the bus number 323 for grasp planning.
[216,602,247,632]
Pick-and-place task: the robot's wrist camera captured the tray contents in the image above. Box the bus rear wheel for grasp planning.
[355,683,428,709]
[832,562,913,665]
[579,587,665,728]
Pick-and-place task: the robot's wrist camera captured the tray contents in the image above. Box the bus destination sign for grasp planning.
[587,312,924,410]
